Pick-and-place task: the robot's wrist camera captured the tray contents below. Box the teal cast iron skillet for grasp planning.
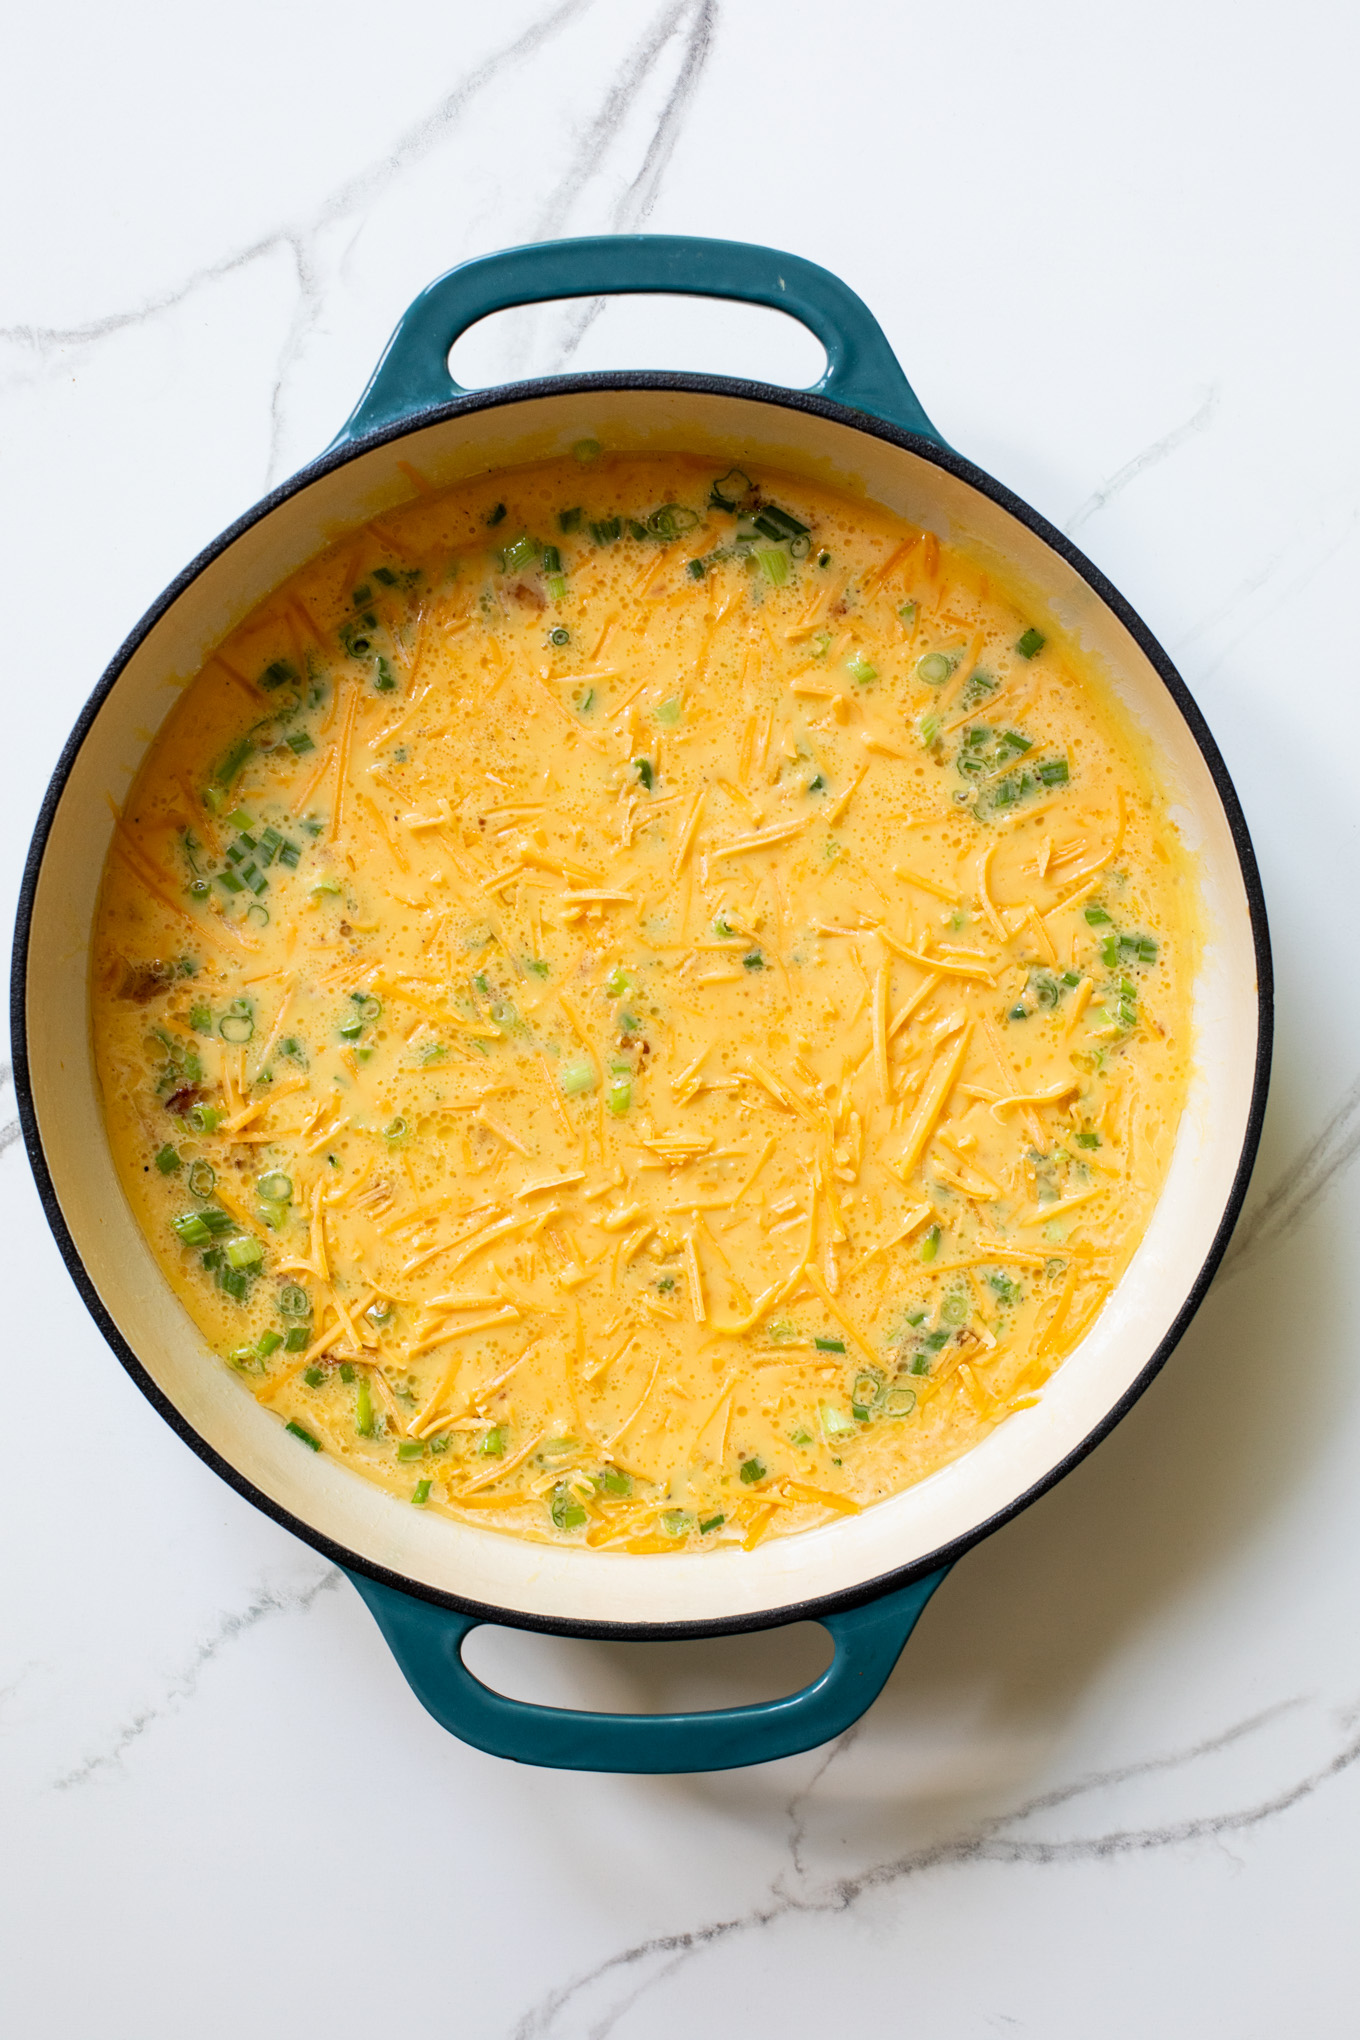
[12,236,1272,1772]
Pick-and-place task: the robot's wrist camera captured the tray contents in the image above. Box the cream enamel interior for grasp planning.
[23,388,1260,1628]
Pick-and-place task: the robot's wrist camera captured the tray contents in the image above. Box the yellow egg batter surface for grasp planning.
[92,451,1197,1551]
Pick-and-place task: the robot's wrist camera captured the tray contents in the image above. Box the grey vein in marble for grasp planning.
[1217,1068,1360,1282]
[510,1693,1350,2038]
[0,1661,41,1715]
[0,0,716,499]
[0,0,596,379]
[1064,387,1219,536]
[53,1567,342,1790]
[261,0,607,475]
[783,1717,861,1882]
[1175,500,1360,684]
[0,1059,16,1165]
[540,0,718,372]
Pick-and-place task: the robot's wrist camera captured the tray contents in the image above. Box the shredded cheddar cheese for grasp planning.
[92,451,1197,1551]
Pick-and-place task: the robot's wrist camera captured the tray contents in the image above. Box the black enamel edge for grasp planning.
[11,370,1273,1645]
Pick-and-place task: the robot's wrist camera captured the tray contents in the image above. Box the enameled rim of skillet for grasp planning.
[10,370,1274,1641]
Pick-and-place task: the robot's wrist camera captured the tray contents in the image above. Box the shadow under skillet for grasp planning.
[467,1052,1346,1807]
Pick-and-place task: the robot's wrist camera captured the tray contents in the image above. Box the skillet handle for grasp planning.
[332,234,943,448]
[344,1564,948,1773]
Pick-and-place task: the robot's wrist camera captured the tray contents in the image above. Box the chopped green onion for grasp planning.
[754,546,790,587]
[739,1456,766,1484]
[284,1328,309,1352]
[589,517,621,544]
[560,1056,596,1096]
[257,1171,292,1203]
[412,1478,432,1505]
[898,601,918,628]
[548,625,570,646]
[285,1420,321,1452]
[845,651,877,685]
[1016,627,1046,659]
[212,737,253,789]
[187,1159,215,1197]
[257,1330,283,1359]
[1085,905,1112,925]
[647,503,701,539]
[480,1425,507,1457]
[634,758,654,790]
[819,1403,857,1438]
[354,1377,375,1437]
[572,438,601,463]
[154,1144,181,1174]
[606,1073,632,1116]
[814,1336,845,1353]
[1037,757,1069,786]
[189,1004,213,1033]
[654,697,681,725]
[852,1369,884,1416]
[219,1011,254,1044]
[303,1366,326,1388]
[172,1212,211,1247]
[499,532,539,574]
[188,1102,224,1134]
[384,1117,409,1145]
[397,1439,424,1461]
[752,503,810,542]
[558,506,583,532]
[699,1513,725,1534]
[225,1236,263,1271]
[486,502,507,526]
[742,950,765,971]
[884,1385,917,1418]
[577,688,595,714]
[605,966,634,996]
[285,731,314,756]
[687,558,705,579]
[541,544,562,575]
[660,1509,694,1536]
[920,1224,941,1263]
[709,468,751,509]
[595,1467,632,1497]
[278,1283,310,1317]
[917,651,953,685]
[550,1485,588,1531]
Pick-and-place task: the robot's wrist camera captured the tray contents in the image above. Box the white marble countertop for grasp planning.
[4,3,1359,2032]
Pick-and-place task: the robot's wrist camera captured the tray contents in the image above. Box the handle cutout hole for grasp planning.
[461,1620,833,1717]
[448,293,826,392]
